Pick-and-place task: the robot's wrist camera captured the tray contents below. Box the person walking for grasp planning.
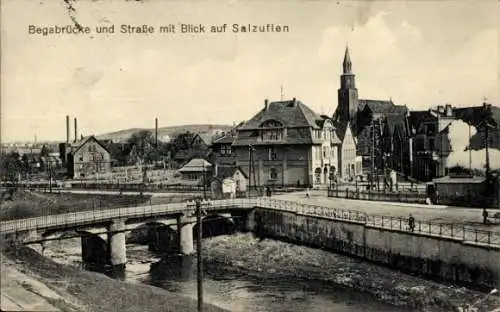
[408,213,415,232]
[483,208,489,225]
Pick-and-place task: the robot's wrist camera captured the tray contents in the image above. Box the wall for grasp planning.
[235,145,310,186]
[253,208,500,290]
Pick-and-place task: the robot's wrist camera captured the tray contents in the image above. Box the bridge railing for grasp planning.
[255,198,500,246]
[1,197,499,247]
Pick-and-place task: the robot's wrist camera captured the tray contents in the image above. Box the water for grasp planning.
[43,234,442,312]
[123,239,416,312]
[132,253,410,312]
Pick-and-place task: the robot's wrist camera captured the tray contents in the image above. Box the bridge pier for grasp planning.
[108,219,127,276]
[178,215,195,255]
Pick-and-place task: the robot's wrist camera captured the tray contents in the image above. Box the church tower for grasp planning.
[336,46,359,134]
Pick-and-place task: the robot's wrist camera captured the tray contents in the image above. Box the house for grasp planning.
[177,158,212,185]
[210,165,248,199]
[409,105,457,181]
[65,136,112,179]
[171,132,212,166]
[230,98,341,188]
[211,122,245,166]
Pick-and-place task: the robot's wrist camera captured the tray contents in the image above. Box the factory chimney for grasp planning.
[66,115,70,145]
[155,117,158,147]
[74,118,78,142]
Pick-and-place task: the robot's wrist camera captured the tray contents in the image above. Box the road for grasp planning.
[275,191,500,231]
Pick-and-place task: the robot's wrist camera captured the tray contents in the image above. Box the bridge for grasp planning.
[2,198,500,277]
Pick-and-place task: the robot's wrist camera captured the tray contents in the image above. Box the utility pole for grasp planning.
[48,159,52,193]
[196,199,203,312]
[280,84,284,101]
[469,124,472,173]
[371,120,375,190]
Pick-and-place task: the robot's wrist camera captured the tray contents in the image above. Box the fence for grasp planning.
[1,197,499,247]
[327,187,499,208]
[327,187,428,204]
[260,198,500,246]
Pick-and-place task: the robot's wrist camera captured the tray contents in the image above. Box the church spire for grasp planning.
[343,45,352,74]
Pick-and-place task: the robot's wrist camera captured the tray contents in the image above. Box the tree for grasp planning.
[127,130,159,163]
[0,152,27,183]
[40,144,50,157]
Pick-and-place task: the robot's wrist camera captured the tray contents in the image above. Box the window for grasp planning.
[221,145,231,155]
[261,129,282,141]
[268,147,277,160]
[270,168,278,180]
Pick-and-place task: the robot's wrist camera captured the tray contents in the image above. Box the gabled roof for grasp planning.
[384,115,409,138]
[359,99,408,115]
[72,135,110,155]
[214,165,248,180]
[179,158,212,172]
[194,133,213,146]
[238,99,321,130]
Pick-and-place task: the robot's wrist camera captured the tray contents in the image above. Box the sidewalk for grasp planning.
[1,261,61,311]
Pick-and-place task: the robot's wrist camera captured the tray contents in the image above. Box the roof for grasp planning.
[332,116,354,142]
[194,133,213,146]
[238,99,321,130]
[178,158,212,172]
[72,135,110,155]
[232,99,325,146]
[433,176,485,184]
[214,165,248,180]
[212,121,244,145]
[359,99,408,115]
[384,115,409,138]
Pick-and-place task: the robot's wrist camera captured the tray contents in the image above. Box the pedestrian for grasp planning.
[306,187,310,198]
[408,213,415,232]
[483,208,489,225]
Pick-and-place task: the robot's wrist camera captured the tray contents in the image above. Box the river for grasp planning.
[43,232,437,312]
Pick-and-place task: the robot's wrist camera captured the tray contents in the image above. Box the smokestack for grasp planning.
[74,118,78,142]
[66,115,70,145]
[155,117,158,146]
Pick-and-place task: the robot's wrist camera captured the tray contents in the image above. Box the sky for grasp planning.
[1,0,499,142]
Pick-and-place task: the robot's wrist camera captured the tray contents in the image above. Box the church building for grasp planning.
[332,46,412,178]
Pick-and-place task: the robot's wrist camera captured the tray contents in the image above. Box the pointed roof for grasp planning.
[72,135,110,154]
[343,45,352,74]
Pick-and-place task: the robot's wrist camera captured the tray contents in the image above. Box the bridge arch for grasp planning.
[129,221,179,254]
[194,212,237,239]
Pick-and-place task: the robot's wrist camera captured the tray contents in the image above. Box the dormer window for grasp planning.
[259,120,284,141]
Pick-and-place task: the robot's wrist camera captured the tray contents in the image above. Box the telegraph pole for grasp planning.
[196,199,203,312]
[371,120,375,190]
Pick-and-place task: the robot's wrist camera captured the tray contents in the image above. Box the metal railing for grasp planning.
[327,188,499,208]
[1,197,499,247]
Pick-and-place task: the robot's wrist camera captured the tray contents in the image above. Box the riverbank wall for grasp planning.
[251,208,500,291]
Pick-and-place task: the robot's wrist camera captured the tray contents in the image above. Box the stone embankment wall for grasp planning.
[252,208,500,290]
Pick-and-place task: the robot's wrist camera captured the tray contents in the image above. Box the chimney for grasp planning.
[155,117,158,146]
[66,115,70,145]
[74,118,78,142]
[445,104,453,117]
[293,97,297,106]
[264,99,269,110]
[437,105,444,114]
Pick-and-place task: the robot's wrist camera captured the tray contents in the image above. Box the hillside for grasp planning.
[95,124,233,142]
